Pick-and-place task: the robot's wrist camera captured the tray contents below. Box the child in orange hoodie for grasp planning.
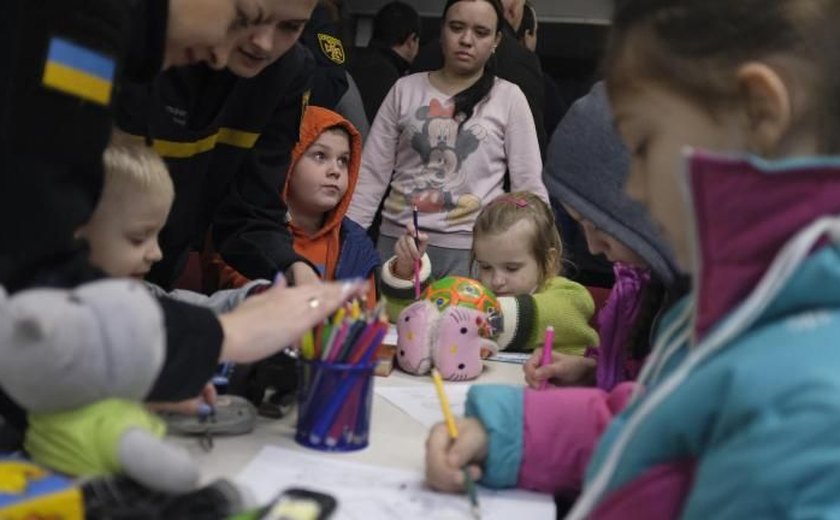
[212,106,379,305]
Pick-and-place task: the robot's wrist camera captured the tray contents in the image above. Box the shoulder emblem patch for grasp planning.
[317,33,345,65]
[41,37,115,106]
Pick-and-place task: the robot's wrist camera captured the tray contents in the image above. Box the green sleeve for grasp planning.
[530,277,599,355]
[497,277,598,354]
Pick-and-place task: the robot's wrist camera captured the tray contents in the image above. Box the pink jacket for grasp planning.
[468,377,692,517]
[519,383,635,497]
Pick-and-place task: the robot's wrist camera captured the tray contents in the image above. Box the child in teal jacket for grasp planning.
[424,1,840,518]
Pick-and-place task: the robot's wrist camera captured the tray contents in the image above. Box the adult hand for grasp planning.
[425,418,488,493]
[218,278,368,363]
[524,349,597,388]
[393,221,429,279]
[287,261,321,286]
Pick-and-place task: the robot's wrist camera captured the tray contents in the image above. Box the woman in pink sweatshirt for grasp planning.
[347,0,547,280]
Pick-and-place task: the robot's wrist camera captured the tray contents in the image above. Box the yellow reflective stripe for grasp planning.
[217,128,260,148]
[42,62,112,105]
[151,133,219,159]
[123,128,261,159]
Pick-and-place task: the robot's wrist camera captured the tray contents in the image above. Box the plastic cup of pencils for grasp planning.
[294,359,376,451]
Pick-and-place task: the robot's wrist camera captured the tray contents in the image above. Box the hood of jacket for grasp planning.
[685,151,840,343]
[544,82,680,287]
[282,106,362,278]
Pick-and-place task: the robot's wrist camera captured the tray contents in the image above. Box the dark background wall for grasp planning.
[342,0,611,103]
[346,0,612,21]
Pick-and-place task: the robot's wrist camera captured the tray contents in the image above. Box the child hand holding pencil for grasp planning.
[425,370,487,516]
[523,351,598,389]
[523,326,596,389]
[392,218,429,288]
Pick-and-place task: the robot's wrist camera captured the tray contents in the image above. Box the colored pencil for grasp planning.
[312,326,386,439]
[413,206,421,299]
[538,325,555,390]
[430,369,480,518]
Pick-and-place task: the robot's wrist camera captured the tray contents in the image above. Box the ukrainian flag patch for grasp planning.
[42,37,115,106]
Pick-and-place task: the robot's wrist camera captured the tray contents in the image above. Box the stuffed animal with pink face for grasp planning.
[396,302,498,380]
[431,306,498,380]
[395,300,437,375]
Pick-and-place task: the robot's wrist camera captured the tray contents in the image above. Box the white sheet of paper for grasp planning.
[382,324,398,346]
[236,445,555,519]
[486,352,531,365]
[374,383,471,428]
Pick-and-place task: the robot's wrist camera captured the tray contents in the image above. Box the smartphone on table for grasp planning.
[259,488,337,520]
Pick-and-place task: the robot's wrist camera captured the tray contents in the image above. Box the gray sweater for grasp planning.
[145,279,270,315]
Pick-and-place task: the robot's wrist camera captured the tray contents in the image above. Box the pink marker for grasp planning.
[539,325,555,390]
[413,206,421,299]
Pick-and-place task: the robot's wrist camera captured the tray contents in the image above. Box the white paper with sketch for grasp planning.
[236,445,555,519]
[374,383,471,428]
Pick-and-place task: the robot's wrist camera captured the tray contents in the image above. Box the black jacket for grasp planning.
[301,4,349,110]
[114,44,316,289]
[348,42,411,122]
[411,22,547,154]
[0,0,221,430]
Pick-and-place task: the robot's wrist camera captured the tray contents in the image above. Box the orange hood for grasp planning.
[282,106,363,279]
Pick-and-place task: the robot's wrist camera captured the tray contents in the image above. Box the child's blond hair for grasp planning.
[472,191,563,289]
[102,132,174,205]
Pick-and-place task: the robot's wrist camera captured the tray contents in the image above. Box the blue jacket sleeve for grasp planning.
[335,219,380,281]
[464,385,525,488]
[682,389,840,519]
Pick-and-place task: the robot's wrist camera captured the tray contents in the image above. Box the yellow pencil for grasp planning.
[431,369,459,438]
[332,306,347,327]
[430,369,480,519]
[301,329,315,360]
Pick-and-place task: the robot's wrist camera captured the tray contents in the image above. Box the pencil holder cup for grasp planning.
[295,359,376,452]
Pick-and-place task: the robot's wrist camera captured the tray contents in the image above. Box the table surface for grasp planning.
[172,360,526,485]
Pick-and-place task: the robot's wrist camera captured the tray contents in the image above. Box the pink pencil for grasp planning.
[345,321,379,365]
[326,321,350,363]
[413,206,421,299]
[539,325,555,390]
